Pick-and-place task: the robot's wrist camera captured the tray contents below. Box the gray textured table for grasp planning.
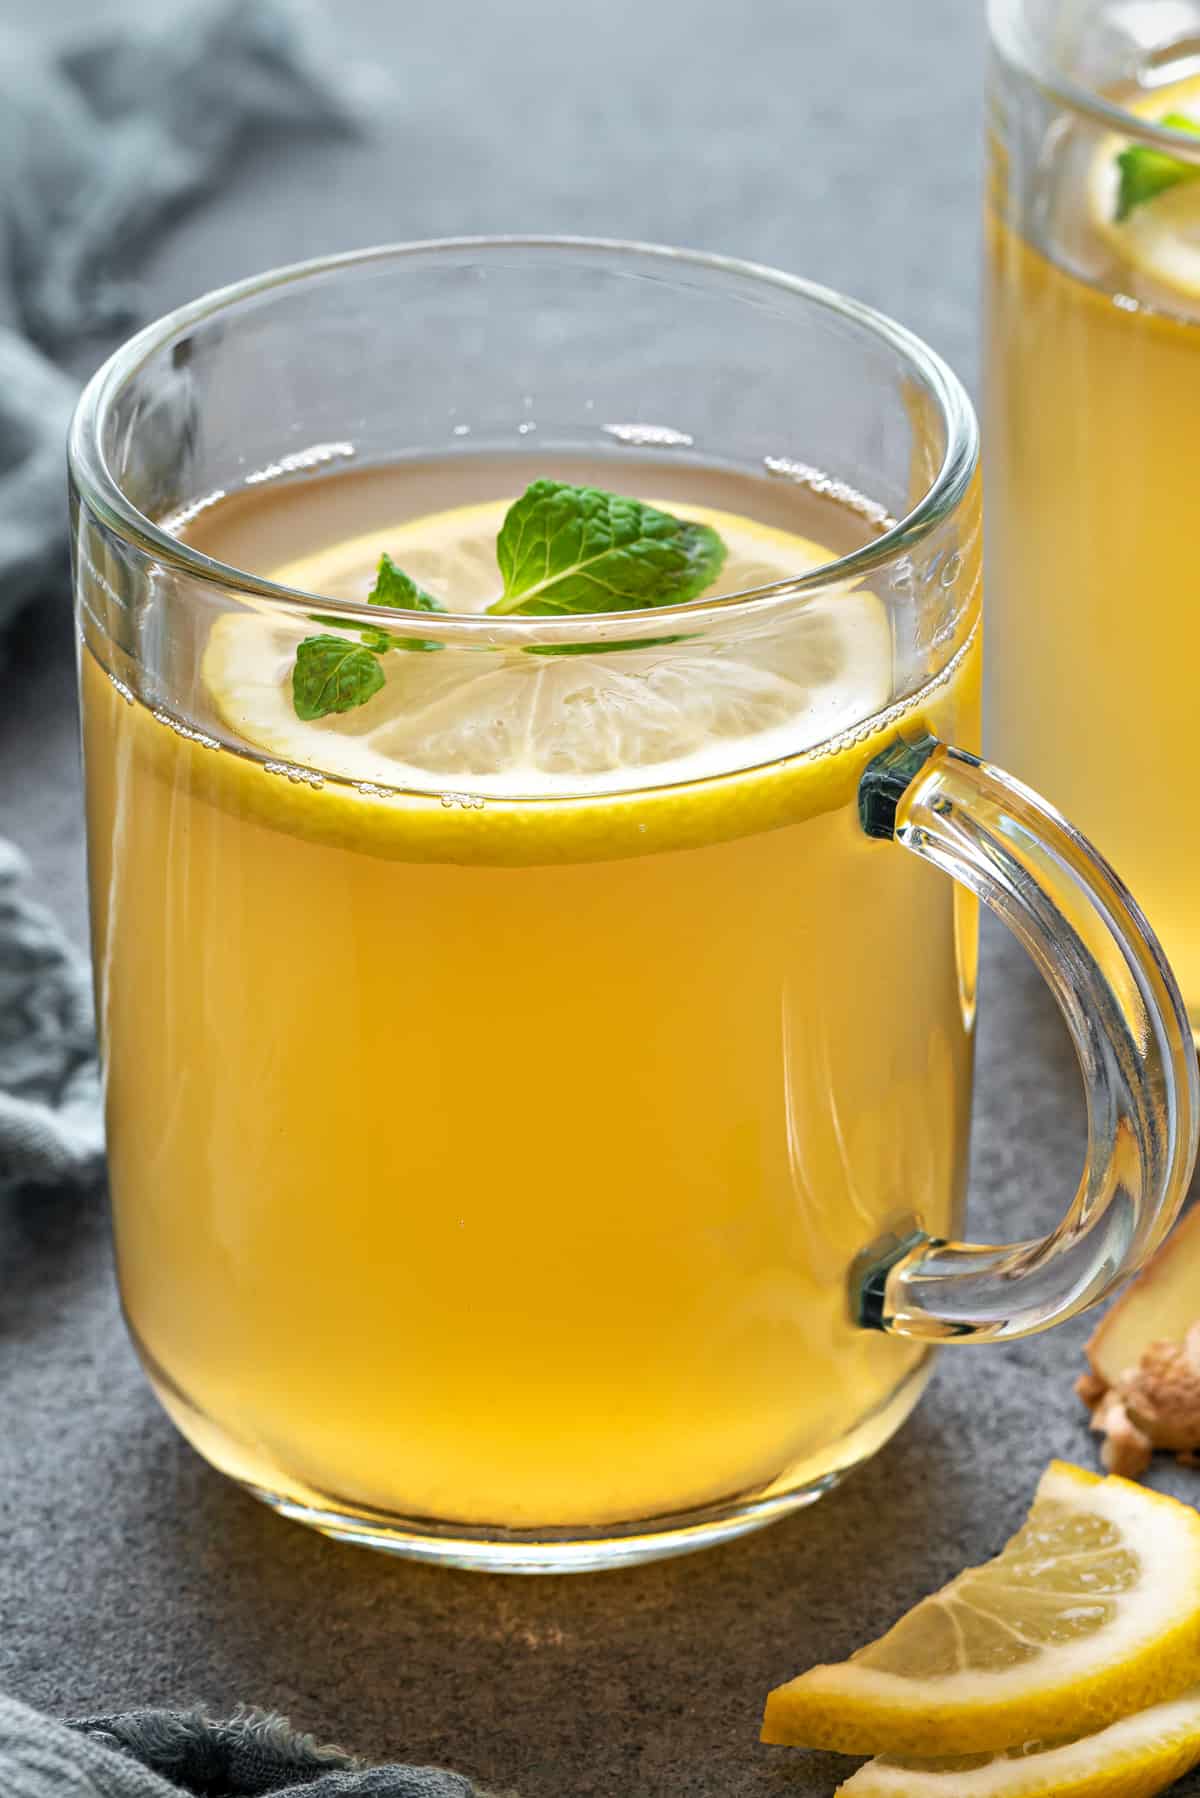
[2,3,1197,1795]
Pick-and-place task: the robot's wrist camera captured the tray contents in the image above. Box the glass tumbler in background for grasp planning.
[70,241,1198,1571]
[987,0,1200,1033]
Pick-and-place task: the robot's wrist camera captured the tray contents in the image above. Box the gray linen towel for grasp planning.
[0,841,101,1192]
[0,0,359,1193]
[0,1694,498,1796]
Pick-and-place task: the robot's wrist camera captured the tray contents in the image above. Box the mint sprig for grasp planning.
[290,481,727,720]
[1115,112,1200,220]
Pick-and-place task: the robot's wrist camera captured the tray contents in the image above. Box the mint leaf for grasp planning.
[292,634,385,721]
[1115,112,1200,220]
[487,480,726,616]
[370,553,443,613]
[368,552,445,653]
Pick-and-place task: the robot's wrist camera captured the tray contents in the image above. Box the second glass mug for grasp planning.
[986,0,1200,1034]
[69,240,1198,1572]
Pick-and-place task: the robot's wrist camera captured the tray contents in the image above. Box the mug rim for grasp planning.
[988,0,1200,153]
[68,234,978,640]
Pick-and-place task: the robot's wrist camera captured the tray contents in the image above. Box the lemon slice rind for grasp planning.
[837,1682,1200,1798]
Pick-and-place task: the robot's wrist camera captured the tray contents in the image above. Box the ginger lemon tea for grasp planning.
[987,1,1200,1031]
[72,241,1197,1570]
[81,455,979,1544]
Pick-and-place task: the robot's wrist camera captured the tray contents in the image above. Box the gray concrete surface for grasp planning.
[3,2,1197,1795]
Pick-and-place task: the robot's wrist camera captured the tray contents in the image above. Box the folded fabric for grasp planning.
[0,844,102,1194]
[0,1693,500,1796]
[0,0,361,1192]
[0,0,359,629]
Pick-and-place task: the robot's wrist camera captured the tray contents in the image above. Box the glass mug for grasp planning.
[987,0,1200,1034]
[69,240,1198,1572]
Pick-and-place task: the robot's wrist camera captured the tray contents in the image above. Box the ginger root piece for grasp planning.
[1078,1210,1200,1479]
[1122,1325,1200,1452]
[1075,1368,1109,1409]
[1087,1386,1154,1479]
[1088,1206,1200,1389]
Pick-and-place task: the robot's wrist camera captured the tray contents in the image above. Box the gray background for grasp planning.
[3,3,1197,1796]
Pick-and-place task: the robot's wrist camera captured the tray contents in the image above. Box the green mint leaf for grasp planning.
[368,552,445,652]
[369,552,444,613]
[292,634,386,721]
[487,480,726,617]
[1115,112,1200,220]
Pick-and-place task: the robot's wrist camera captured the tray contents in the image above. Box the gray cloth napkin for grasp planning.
[0,1694,497,1796]
[0,0,360,1195]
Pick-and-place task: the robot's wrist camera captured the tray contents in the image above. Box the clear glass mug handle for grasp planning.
[853,734,1199,1344]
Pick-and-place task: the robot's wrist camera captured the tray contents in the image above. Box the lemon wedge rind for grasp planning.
[763,1461,1200,1758]
[837,1682,1200,1798]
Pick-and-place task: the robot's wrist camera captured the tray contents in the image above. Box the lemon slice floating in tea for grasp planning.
[835,1683,1200,1798]
[1090,74,1200,298]
[762,1460,1200,1757]
[202,498,891,799]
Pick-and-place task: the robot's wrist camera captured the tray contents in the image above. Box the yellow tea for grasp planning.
[986,64,1200,1029]
[81,456,980,1538]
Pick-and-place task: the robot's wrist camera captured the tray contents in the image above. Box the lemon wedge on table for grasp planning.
[202,498,891,801]
[1091,74,1200,298]
[762,1461,1200,1758]
[837,1685,1200,1798]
